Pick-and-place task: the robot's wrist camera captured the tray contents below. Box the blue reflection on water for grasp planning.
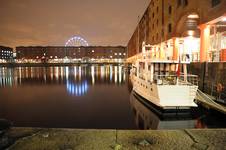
[66,80,88,96]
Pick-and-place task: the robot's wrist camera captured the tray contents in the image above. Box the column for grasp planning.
[172,37,179,61]
[199,24,210,62]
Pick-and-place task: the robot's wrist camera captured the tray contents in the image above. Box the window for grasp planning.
[161,29,164,37]
[169,6,172,14]
[152,13,155,18]
[177,0,181,7]
[157,7,159,13]
[182,0,188,6]
[212,0,221,7]
[178,0,188,7]
[148,65,151,71]
[168,24,172,33]
[157,19,159,26]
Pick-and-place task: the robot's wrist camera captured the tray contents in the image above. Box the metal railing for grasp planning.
[153,74,198,86]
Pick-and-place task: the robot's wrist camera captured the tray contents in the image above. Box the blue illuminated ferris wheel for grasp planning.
[65,36,89,47]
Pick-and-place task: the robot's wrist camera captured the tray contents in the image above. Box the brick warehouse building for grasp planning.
[0,46,13,63]
[16,46,126,63]
[127,0,226,62]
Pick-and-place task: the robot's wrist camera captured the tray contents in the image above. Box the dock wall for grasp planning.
[188,62,226,97]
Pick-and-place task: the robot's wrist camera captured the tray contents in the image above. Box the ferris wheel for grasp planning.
[65,36,89,47]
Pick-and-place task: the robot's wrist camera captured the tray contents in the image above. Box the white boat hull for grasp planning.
[132,76,198,109]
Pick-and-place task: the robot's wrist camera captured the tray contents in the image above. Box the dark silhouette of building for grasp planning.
[16,46,126,62]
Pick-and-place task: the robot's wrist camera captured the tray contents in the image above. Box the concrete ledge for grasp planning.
[1,128,226,150]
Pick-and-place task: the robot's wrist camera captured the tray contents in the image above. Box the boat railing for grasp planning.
[154,74,198,86]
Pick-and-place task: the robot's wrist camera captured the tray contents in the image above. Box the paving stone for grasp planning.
[2,128,226,150]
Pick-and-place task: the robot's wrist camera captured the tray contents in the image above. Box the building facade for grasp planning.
[127,0,226,62]
[0,46,13,63]
[16,46,126,63]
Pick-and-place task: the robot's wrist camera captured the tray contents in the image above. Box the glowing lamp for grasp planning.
[222,17,226,22]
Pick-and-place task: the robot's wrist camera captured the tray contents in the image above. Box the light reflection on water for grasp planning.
[0,65,126,94]
[66,80,88,96]
[0,65,226,129]
[0,65,136,129]
[130,91,196,130]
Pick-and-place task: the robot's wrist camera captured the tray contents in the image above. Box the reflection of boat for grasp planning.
[130,91,196,130]
[130,42,198,110]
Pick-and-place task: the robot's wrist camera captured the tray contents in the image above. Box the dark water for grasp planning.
[0,65,225,129]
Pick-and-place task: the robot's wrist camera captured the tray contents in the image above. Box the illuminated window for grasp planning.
[115,53,117,55]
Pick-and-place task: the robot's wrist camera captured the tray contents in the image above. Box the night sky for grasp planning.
[0,0,150,48]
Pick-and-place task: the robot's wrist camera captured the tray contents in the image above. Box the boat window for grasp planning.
[165,64,170,75]
[154,63,159,74]
[133,66,137,76]
[148,64,151,71]
[153,63,160,83]
[139,62,145,80]
[146,47,151,51]
[147,63,154,83]
[170,64,176,72]
[160,64,165,75]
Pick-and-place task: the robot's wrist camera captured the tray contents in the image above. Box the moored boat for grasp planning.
[130,42,198,110]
